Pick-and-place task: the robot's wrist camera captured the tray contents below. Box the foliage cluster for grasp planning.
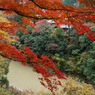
[0,55,10,88]
[0,87,11,95]
[60,77,95,95]
[63,0,77,6]
[16,26,65,56]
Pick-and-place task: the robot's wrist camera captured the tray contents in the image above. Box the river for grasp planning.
[7,60,65,94]
[7,60,52,93]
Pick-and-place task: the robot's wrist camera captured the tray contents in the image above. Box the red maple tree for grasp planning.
[0,0,95,94]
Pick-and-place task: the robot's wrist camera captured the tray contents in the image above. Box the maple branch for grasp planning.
[30,0,70,11]
[0,54,14,61]
[0,53,53,65]
[0,7,90,20]
[0,8,7,11]
[30,0,95,14]
[0,7,59,20]
[14,10,59,20]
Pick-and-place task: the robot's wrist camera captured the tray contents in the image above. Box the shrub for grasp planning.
[0,55,10,88]
[60,77,95,95]
[0,87,10,95]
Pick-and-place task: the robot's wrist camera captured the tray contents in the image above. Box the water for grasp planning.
[7,60,51,93]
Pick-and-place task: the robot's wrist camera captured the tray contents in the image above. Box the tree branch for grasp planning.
[30,0,95,14]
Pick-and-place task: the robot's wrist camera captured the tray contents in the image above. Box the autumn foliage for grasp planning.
[0,0,95,94]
